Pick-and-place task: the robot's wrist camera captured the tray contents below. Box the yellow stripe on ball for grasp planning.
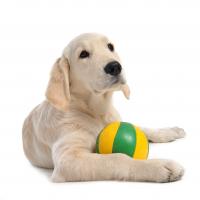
[133,126,149,159]
[98,122,120,154]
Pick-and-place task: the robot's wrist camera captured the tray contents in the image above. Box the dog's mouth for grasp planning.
[110,77,120,85]
[93,76,126,94]
[110,75,126,86]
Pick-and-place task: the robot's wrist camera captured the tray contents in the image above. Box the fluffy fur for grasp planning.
[22,33,185,182]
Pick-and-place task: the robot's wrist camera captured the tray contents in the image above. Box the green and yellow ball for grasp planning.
[96,122,149,159]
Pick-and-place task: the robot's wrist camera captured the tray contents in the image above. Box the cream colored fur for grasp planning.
[22,33,185,182]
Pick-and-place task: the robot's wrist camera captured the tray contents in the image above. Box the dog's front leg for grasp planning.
[52,135,184,182]
[141,127,186,143]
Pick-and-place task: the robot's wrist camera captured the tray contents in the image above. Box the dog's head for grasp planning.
[46,33,130,111]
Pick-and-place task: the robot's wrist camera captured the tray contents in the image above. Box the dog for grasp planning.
[22,33,185,182]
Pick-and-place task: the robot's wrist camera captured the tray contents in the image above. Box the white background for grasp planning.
[0,0,200,199]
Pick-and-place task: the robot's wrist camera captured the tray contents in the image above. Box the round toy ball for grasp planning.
[96,122,149,159]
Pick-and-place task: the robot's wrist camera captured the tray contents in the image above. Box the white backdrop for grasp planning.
[0,0,200,199]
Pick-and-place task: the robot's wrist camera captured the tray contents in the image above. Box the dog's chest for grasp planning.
[94,110,121,134]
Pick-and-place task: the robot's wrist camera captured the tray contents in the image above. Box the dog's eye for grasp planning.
[107,43,114,52]
[79,50,90,59]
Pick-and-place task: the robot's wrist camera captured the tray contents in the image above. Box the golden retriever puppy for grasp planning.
[22,33,185,182]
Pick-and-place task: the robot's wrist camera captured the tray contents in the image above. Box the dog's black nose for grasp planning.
[104,61,122,76]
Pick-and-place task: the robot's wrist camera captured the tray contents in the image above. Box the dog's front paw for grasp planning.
[147,159,184,183]
[171,127,186,139]
[150,127,186,143]
[160,127,186,142]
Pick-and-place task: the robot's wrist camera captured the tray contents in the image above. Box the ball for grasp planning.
[96,122,149,159]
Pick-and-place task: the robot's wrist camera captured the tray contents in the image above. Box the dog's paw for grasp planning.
[171,127,186,139]
[147,159,184,183]
[150,127,186,143]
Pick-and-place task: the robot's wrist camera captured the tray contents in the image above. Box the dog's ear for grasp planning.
[46,56,70,111]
